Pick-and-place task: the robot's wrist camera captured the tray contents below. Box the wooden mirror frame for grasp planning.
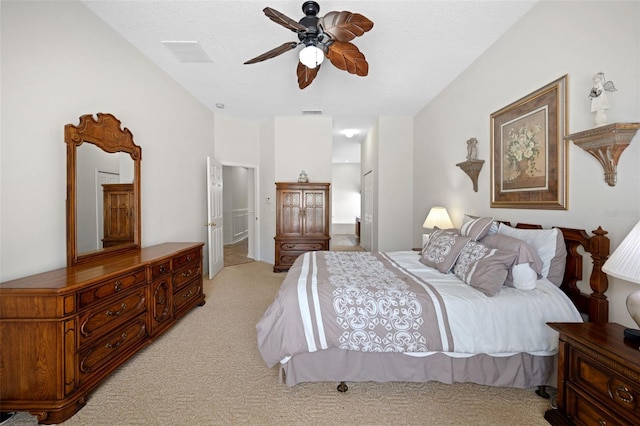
[65,113,141,266]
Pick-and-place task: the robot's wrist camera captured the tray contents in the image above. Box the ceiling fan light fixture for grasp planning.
[299,45,324,69]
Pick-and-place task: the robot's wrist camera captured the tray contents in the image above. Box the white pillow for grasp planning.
[497,224,567,286]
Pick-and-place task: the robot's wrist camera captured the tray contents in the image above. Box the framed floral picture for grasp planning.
[490,75,568,209]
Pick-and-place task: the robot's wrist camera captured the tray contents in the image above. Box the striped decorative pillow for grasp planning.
[460,215,494,241]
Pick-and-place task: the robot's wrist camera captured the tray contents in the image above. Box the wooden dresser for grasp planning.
[274,182,330,272]
[0,242,205,424]
[546,322,640,426]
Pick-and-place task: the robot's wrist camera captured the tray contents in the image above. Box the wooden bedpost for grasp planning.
[558,226,609,323]
[587,227,609,323]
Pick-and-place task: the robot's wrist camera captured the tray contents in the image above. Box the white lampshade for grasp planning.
[422,207,453,230]
[602,220,640,330]
[602,220,640,284]
[299,45,324,69]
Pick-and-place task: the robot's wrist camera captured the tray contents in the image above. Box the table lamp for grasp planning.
[422,207,453,248]
[602,219,640,341]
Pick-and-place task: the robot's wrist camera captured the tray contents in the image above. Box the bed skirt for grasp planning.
[280,348,556,389]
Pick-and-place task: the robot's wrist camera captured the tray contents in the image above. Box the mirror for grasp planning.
[65,113,141,266]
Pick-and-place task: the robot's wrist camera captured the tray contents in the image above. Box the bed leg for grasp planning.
[535,385,550,398]
[337,381,348,393]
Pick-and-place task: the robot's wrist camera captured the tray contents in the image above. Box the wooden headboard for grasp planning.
[513,223,610,323]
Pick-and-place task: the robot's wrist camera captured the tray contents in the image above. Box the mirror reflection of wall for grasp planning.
[76,144,134,252]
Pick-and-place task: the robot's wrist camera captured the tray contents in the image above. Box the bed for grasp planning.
[257,218,610,392]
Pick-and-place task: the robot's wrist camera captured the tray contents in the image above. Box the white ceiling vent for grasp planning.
[161,41,212,63]
[302,110,323,115]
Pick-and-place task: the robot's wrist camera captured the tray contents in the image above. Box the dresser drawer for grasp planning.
[77,314,148,384]
[566,385,629,426]
[278,242,326,252]
[150,260,171,280]
[173,248,201,269]
[78,268,147,309]
[569,345,640,418]
[78,287,147,347]
[173,279,202,313]
[173,262,202,290]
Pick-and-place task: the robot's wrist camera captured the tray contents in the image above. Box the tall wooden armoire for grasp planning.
[274,182,330,272]
[102,183,135,248]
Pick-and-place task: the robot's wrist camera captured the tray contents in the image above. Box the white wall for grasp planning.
[274,116,333,182]
[413,1,640,327]
[377,117,414,251]
[222,166,249,244]
[1,1,215,281]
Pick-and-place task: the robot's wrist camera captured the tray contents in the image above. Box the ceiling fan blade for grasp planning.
[296,62,320,89]
[326,41,369,76]
[263,7,308,33]
[244,42,298,64]
[319,11,374,42]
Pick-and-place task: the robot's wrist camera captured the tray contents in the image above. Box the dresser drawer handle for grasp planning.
[106,303,127,317]
[183,289,195,299]
[598,419,606,426]
[186,255,193,261]
[615,385,634,403]
[105,332,127,349]
[182,271,192,278]
[285,244,296,249]
[159,265,166,273]
[114,281,123,292]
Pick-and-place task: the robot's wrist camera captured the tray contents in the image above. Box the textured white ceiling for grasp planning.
[82,0,537,162]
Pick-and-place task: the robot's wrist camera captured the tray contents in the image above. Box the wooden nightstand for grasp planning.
[545,322,640,426]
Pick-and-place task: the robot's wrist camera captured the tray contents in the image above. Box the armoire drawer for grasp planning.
[569,346,640,418]
[77,314,148,384]
[78,287,147,347]
[278,242,326,252]
[78,268,147,309]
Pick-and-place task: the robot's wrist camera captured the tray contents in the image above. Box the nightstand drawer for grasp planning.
[569,345,640,417]
[567,385,629,426]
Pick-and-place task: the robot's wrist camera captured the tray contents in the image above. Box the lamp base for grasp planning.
[623,328,640,343]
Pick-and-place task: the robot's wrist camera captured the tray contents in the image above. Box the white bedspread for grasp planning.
[386,251,583,357]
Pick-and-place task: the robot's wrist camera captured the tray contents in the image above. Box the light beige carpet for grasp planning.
[8,262,551,425]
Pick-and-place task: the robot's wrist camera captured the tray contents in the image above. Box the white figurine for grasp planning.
[589,72,617,126]
[466,137,478,160]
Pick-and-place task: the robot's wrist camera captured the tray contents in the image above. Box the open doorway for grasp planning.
[222,164,259,266]
[331,129,362,251]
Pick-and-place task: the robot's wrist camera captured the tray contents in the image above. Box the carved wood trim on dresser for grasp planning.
[545,322,640,426]
[0,242,205,424]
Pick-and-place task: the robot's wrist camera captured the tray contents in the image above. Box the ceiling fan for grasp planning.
[244,1,374,89]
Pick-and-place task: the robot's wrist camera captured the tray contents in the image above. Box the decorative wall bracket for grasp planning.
[565,122,640,186]
[456,159,484,192]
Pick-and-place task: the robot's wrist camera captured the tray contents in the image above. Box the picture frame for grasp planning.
[490,75,568,209]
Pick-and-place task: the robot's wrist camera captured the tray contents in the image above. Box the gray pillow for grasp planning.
[460,215,494,241]
[496,224,567,286]
[454,241,516,297]
[420,229,470,273]
[480,233,543,289]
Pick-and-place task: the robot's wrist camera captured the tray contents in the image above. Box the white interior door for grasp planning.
[207,157,224,279]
